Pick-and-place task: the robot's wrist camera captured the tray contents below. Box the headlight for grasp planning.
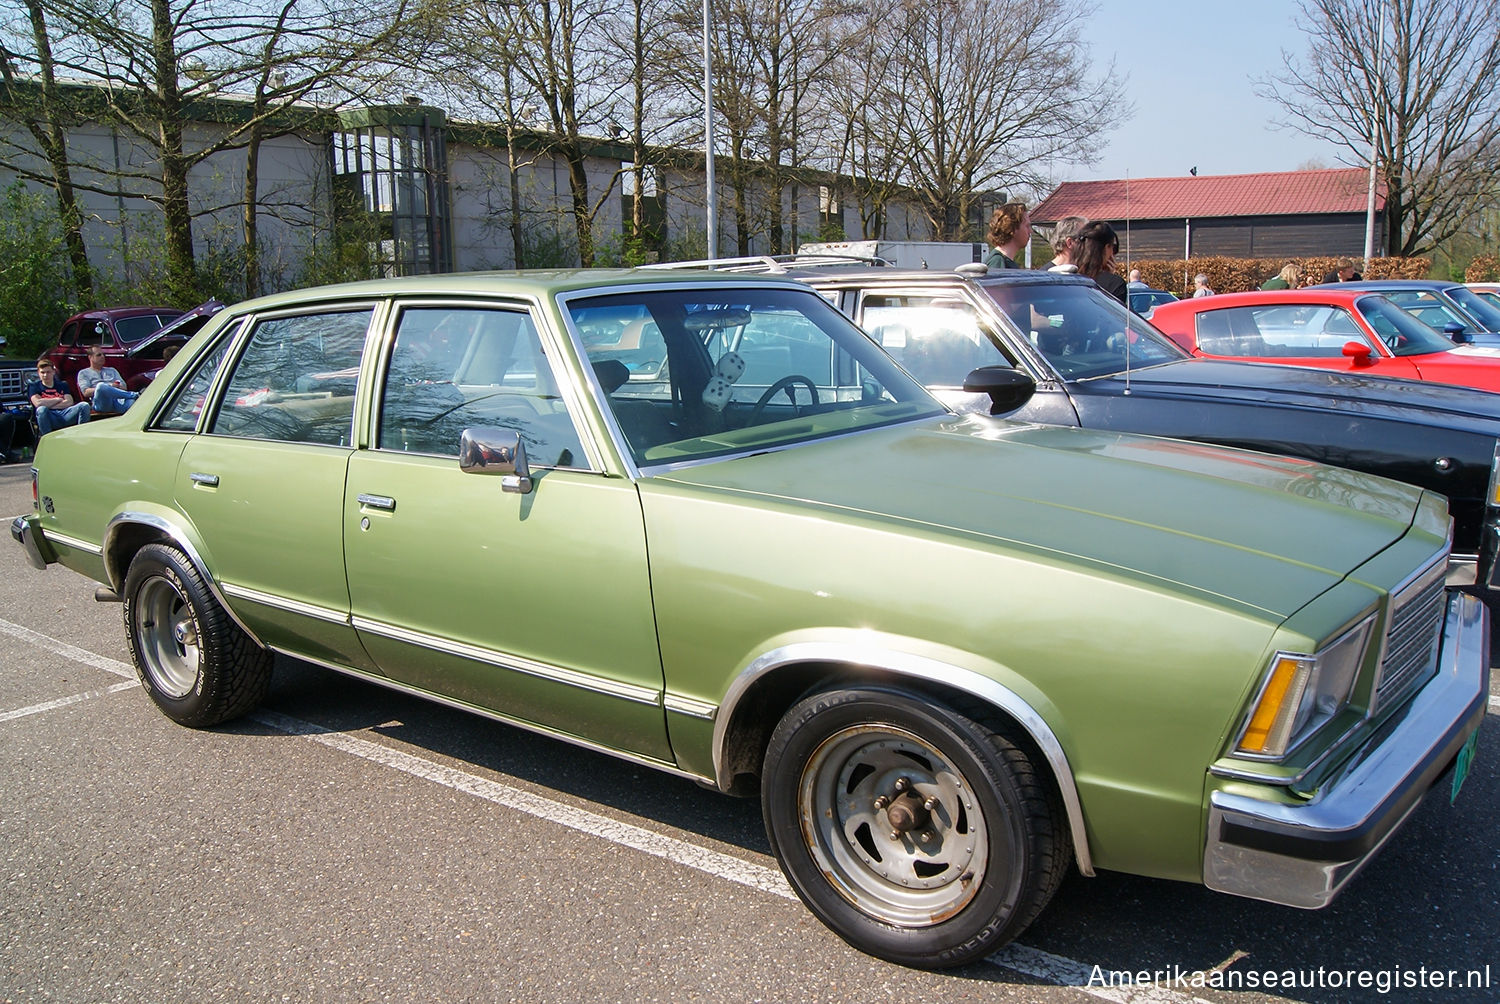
[1236,614,1375,759]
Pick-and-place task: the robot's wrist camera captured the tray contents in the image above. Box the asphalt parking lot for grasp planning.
[1,461,1496,1003]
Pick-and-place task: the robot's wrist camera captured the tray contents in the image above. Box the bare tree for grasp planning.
[11,0,426,299]
[0,1,94,303]
[873,0,1127,240]
[1257,0,1500,256]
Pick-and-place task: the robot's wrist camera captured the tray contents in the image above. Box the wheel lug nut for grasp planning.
[922,796,938,811]
[873,795,890,810]
[893,778,909,792]
[919,831,932,844]
[890,830,901,841]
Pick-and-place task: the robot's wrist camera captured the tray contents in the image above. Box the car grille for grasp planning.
[0,367,26,408]
[1372,557,1447,712]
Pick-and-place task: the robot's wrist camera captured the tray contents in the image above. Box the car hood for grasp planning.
[1091,358,1500,430]
[653,415,1427,620]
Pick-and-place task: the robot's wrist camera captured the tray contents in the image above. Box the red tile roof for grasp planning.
[1032,168,1384,223]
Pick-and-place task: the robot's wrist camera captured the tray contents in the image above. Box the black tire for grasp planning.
[122,542,273,727]
[761,687,1070,969]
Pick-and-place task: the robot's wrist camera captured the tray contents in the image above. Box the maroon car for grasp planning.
[44,306,186,392]
[43,302,224,393]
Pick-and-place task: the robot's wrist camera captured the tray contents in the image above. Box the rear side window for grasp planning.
[209,309,372,446]
[155,340,233,432]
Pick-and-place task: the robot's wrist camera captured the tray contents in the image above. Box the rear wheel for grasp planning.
[762,687,1069,968]
[123,543,272,727]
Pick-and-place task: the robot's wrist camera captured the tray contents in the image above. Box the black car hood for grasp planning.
[1090,359,1500,432]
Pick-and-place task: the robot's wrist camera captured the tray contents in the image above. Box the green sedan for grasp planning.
[11,270,1489,968]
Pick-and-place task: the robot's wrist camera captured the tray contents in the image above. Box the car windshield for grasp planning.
[115,314,180,343]
[567,286,943,467]
[1355,296,1458,355]
[983,281,1188,379]
[1445,285,1500,332]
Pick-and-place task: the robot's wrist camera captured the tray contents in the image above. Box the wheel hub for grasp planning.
[172,616,197,648]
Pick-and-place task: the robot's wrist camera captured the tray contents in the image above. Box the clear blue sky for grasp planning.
[1057,2,1351,183]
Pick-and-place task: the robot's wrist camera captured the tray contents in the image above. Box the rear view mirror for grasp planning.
[459,427,533,494]
[1341,341,1375,364]
[1444,321,1471,343]
[962,365,1036,415]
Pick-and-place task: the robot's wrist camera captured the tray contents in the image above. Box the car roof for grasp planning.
[1156,288,1368,310]
[222,268,820,315]
[774,264,1098,289]
[1311,279,1459,290]
[63,305,184,323]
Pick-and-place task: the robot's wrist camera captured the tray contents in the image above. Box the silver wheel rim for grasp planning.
[798,724,990,927]
[133,575,201,699]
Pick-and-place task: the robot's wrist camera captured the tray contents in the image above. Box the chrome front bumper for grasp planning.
[11,513,53,570]
[1204,590,1489,909]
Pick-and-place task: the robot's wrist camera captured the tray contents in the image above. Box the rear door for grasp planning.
[169,304,376,670]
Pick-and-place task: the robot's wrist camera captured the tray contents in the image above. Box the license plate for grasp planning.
[1450,726,1480,804]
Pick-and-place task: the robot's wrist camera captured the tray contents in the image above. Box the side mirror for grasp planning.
[459,427,533,494]
[962,365,1036,415]
[1444,321,1470,343]
[1341,341,1375,364]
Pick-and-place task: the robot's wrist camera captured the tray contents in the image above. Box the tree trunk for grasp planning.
[152,0,195,299]
[23,0,92,304]
[243,126,263,298]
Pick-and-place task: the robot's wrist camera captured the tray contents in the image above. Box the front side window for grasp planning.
[984,281,1186,380]
[209,309,372,446]
[861,292,1006,387]
[1194,305,1374,358]
[568,286,940,466]
[115,314,178,343]
[377,306,586,468]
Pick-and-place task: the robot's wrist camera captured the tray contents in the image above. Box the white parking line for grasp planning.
[0,616,135,679]
[0,680,139,723]
[0,616,1315,1002]
[1491,694,1499,714]
[251,710,1205,1001]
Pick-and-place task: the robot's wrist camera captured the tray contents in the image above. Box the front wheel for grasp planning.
[122,542,273,727]
[762,687,1070,969]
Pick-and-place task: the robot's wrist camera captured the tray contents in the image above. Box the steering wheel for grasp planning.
[747,375,820,425]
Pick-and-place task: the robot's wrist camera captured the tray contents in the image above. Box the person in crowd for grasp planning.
[76,346,140,413]
[1127,268,1148,289]
[984,202,1032,269]
[1192,273,1215,298]
[0,409,28,463]
[1320,259,1362,283]
[28,357,89,434]
[1261,263,1301,290]
[1046,216,1089,272]
[1073,221,1129,304]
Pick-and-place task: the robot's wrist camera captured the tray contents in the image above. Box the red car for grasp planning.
[1150,289,1500,393]
[43,306,186,392]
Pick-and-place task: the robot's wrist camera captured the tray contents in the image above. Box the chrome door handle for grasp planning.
[189,472,219,487]
[356,493,396,511]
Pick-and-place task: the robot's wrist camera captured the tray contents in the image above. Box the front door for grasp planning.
[343,303,669,761]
